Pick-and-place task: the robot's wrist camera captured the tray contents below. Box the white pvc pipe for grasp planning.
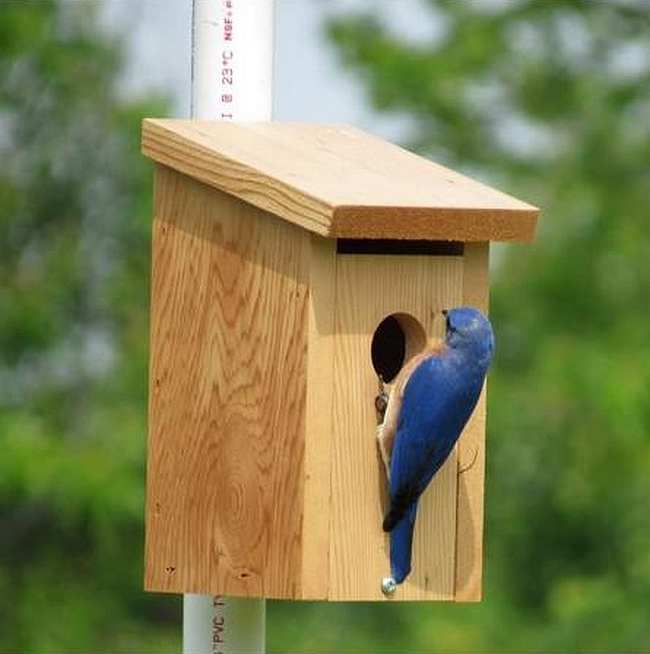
[191,0,274,121]
[183,594,266,654]
[184,1,273,653]
[183,594,215,654]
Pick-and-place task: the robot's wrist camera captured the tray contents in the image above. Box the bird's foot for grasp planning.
[375,375,389,424]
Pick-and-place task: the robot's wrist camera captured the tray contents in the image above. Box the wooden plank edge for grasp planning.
[144,169,165,595]
[332,206,539,243]
[141,119,334,238]
[455,242,490,602]
[301,235,336,600]
[144,580,310,600]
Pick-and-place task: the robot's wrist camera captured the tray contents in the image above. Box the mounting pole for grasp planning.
[191,0,274,121]
[184,1,274,653]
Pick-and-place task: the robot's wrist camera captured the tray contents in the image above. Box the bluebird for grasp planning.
[377,306,495,590]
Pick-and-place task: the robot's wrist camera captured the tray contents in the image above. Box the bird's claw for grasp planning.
[375,375,389,424]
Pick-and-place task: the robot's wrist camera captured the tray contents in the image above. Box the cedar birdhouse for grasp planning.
[142,120,538,602]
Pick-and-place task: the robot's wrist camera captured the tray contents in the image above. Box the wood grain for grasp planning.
[146,165,311,599]
[329,254,464,601]
[142,119,539,242]
[301,235,336,599]
[455,242,490,601]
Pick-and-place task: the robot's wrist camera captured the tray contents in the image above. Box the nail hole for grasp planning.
[371,313,427,383]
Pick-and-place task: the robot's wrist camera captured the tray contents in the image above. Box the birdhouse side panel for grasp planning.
[329,254,464,601]
[455,242,490,601]
[146,166,311,599]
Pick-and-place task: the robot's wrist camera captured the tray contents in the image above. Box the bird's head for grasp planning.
[442,306,495,364]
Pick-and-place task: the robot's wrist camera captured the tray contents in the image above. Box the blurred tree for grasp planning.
[0,1,179,651]
[270,2,650,652]
[2,0,650,652]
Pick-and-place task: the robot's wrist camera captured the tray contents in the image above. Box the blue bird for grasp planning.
[377,306,494,590]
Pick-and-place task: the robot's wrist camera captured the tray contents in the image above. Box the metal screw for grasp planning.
[381,576,397,596]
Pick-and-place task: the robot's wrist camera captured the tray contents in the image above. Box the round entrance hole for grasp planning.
[371,313,427,383]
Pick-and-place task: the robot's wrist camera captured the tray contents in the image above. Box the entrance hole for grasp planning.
[371,313,427,383]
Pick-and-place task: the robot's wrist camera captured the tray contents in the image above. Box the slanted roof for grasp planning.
[142,119,539,242]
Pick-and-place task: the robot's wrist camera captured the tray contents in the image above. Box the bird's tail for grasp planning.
[383,491,411,532]
[389,501,419,584]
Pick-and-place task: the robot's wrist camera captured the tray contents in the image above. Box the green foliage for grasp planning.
[0,2,179,651]
[271,1,650,652]
[2,0,650,652]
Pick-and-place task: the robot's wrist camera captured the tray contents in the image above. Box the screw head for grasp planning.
[381,576,397,596]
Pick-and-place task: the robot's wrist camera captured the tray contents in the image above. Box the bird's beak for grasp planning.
[441,309,448,317]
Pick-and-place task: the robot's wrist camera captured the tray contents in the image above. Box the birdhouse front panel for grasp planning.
[141,120,537,603]
[329,253,463,601]
[326,243,489,601]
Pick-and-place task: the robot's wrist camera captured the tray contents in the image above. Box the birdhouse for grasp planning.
[141,119,538,602]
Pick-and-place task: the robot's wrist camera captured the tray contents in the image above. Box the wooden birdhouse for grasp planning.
[141,119,538,602]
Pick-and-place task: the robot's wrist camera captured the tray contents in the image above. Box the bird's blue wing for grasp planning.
[389,358,449,499]
[386,354,479,529]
